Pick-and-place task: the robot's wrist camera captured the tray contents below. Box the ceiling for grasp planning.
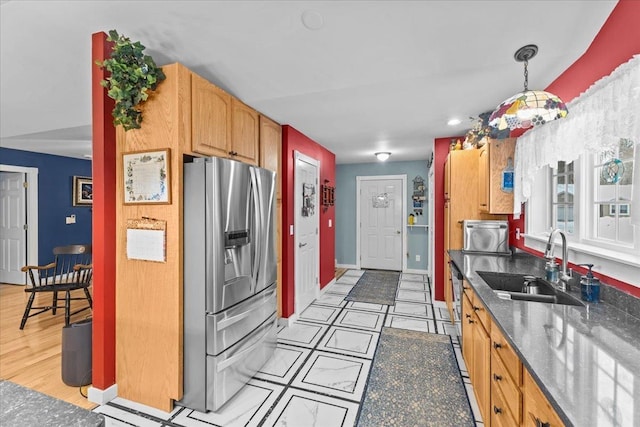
[0,1,617,163]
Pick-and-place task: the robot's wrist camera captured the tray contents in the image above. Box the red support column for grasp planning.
[91,32,116,391]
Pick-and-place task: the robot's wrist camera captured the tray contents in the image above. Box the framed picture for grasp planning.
[72,176,93,206]
[123,149,171,205]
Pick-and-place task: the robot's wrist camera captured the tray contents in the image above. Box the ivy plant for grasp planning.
[96,30,166,131]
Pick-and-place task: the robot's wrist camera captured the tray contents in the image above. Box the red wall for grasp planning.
[433,136,461,301]
[281,125,336,318]
[91,32,116,391]
[508,0,640,294]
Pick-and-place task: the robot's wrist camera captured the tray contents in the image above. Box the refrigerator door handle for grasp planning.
[249,167,261,293]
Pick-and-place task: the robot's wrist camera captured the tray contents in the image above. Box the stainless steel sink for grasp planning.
[477,271,584,307]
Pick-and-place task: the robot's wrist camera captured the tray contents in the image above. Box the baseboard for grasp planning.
[336,264,358,270]
[404,268,429,274]
[319,278,336,296]
[278,313,298,328]
[432,300,447,309]
[88,383,118,405]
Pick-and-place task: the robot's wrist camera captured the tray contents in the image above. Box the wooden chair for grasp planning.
[20,244,93,329]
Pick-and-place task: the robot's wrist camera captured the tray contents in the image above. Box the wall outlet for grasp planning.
[515,228,521,240]
[416,254,421,262]
[329,219,332,227]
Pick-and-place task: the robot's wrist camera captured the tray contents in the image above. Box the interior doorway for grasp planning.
[294,152,320,315]
[0,165,38,284]
[357,175,406,271]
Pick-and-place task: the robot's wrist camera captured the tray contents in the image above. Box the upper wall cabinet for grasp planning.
[259,115,282,198]
[478,138,516,214]
[231,98,259,165]
[191,72,232,158]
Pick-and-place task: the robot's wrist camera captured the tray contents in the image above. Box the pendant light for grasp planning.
[489,45,568,133]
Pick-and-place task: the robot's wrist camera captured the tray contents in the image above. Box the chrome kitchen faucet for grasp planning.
[545,229,572,292]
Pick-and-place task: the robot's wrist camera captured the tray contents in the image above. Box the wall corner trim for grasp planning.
[88,383,118,405]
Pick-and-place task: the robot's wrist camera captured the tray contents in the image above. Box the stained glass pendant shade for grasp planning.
[489,45,568,132]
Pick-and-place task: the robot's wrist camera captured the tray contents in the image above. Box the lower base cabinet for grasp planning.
[523,369,565,427]
[462,286,565,426]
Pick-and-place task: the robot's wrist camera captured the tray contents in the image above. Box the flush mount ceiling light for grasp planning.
[447,118,462,126]
[375,152,391,161]
[489,44,568,133]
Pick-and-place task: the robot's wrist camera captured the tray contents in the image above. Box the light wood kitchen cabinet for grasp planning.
[461,280,564,427]
[191,72,232,158]
[490,344,522,425]
[478,138,516,214]
[259,114,282,315]
[444,149,480,320]
[462,286,491,424]
[231,98,259,165]
[523,369,565,427]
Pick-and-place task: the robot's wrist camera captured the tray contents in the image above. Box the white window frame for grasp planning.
[524,156,639,287]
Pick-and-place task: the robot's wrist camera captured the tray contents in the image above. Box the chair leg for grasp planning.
[20,293,36,330]
[52,291,58,315]
[65,291,71,327]
[83,288,93,308]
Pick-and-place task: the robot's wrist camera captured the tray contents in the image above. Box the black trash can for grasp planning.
[61,318,92,387]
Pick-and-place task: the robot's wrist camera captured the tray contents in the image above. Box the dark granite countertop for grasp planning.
[449,250,640,427]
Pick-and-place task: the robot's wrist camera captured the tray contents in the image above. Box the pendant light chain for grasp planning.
[523,58,529,91]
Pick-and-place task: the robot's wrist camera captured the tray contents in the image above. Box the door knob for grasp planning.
[299,242,307,248]
[396,230,401,234]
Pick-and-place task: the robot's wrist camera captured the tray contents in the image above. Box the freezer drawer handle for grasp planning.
[217,289,276,330]
[216,321,274,372]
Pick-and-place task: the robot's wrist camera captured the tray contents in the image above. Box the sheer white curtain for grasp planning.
[513,55,640,218]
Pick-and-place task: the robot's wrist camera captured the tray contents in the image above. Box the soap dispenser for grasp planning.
[579,264,600,303]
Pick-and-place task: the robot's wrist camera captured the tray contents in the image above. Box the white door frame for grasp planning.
[294,151,320,315]
[0,164,39,272]
[428,166,435,279]
[356,175,407,272]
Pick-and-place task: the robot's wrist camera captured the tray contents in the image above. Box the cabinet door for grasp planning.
[523,369,565,427]
[231,98,259,165]
[445,256,454,321]
[191,72,231,157]
[486,138,516,214]
[478,144,489,212]
[461,292,474,373]
[259,115,281,199]
[473,319,491,424]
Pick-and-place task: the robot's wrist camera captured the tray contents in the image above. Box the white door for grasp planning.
[0,172,27,284]
[360,178,403,271]
[294,152,319,314]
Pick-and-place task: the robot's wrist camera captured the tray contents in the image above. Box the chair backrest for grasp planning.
[53,244,92,284]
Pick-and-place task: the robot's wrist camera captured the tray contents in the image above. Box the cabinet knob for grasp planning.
[493,374,502,382]
[473,306,480,312]
[493,342,502,350]
[529,413,550,427]
[493,406,502,415]
[465,314,471,319]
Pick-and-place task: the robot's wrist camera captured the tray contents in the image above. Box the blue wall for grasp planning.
[1,148,92,264]
[336,160,429,270]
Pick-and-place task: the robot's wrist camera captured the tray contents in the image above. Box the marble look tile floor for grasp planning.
[94,270,482,427]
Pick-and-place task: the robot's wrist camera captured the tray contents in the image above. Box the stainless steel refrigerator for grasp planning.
[181,157,277,412]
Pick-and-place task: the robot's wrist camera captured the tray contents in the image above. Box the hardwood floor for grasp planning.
[0,283,96,409]
[335,267,348,280]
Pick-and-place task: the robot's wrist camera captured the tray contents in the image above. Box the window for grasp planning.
[525,138,638,282]
[590,138,635,246]
[551,161,575,234]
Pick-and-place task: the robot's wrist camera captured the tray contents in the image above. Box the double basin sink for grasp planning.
[477,271,584,307]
